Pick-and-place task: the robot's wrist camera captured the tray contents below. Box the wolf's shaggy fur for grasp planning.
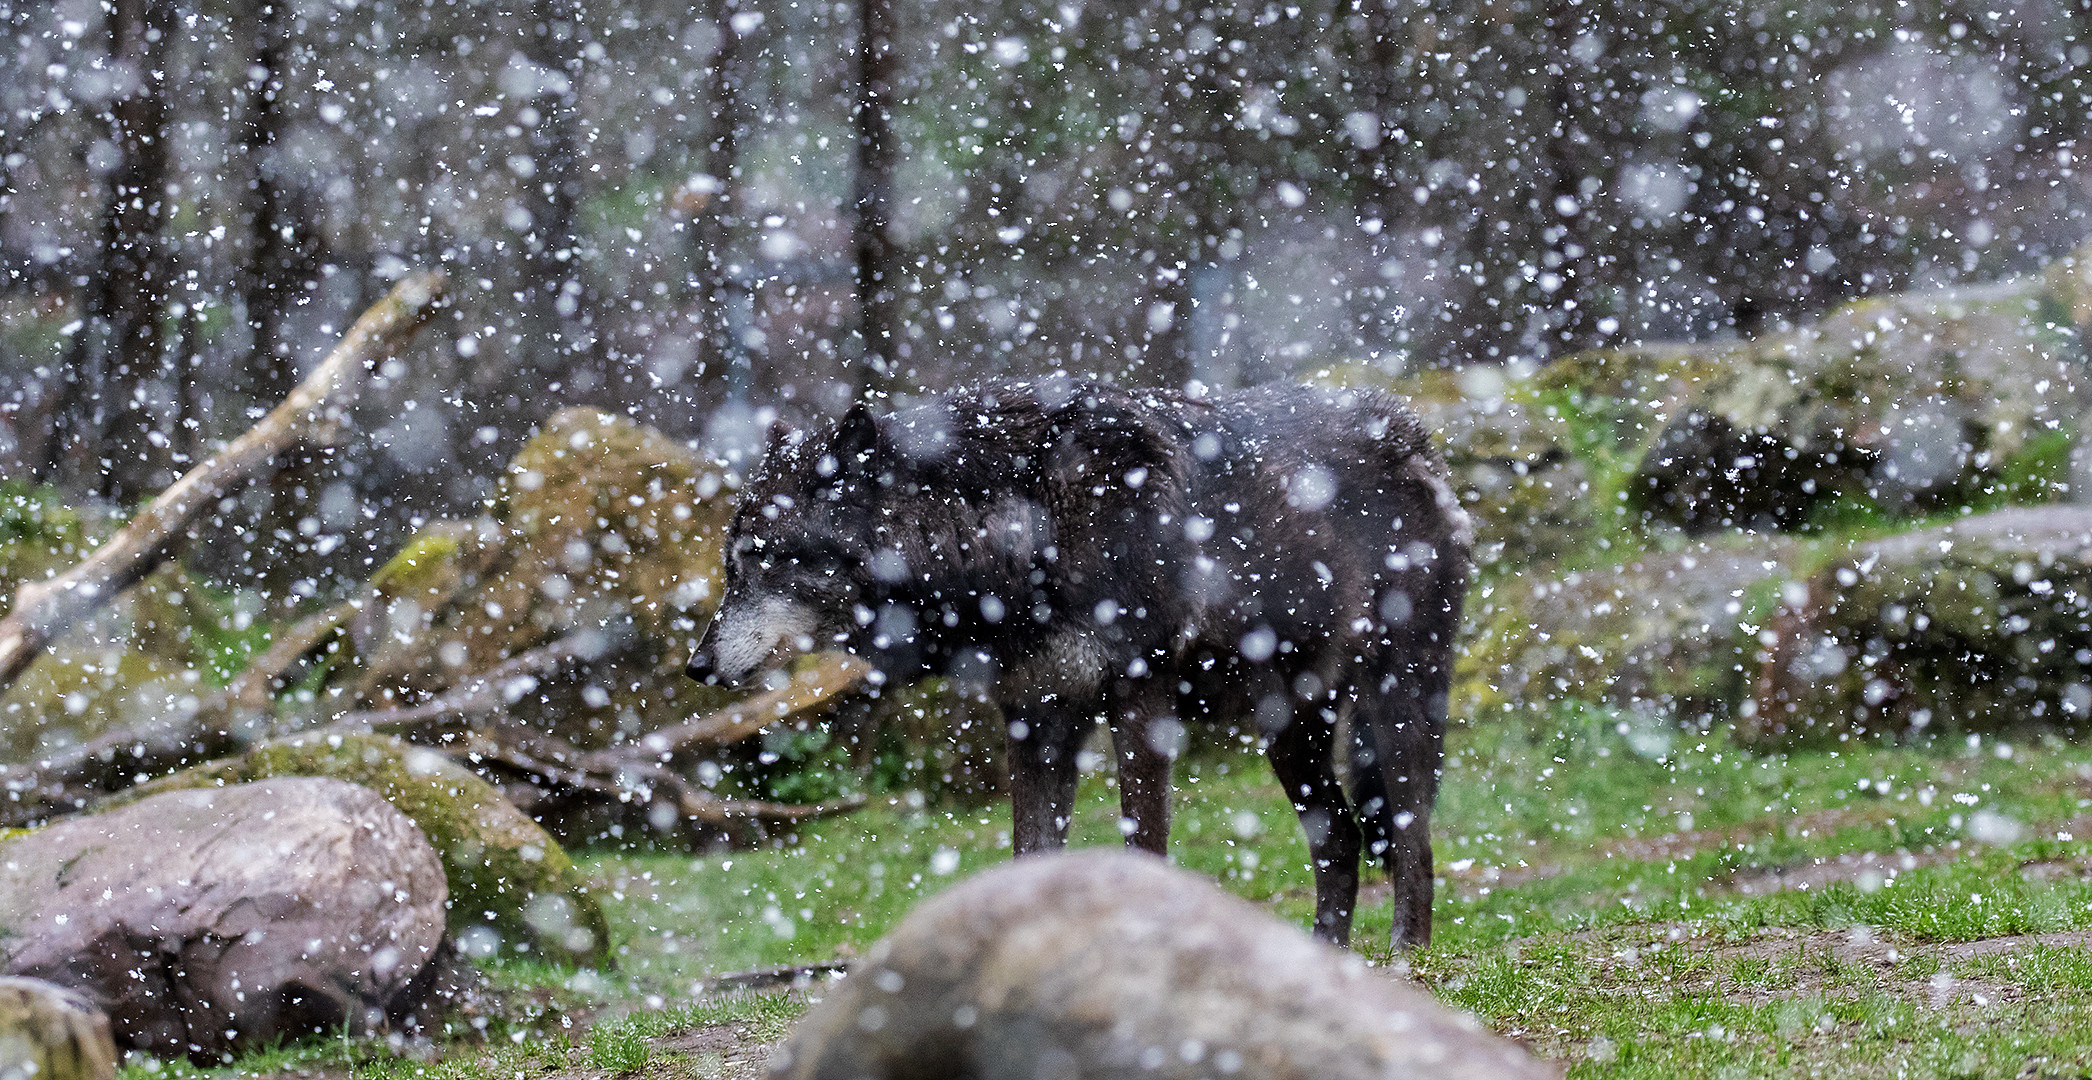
[690,378,1469,948]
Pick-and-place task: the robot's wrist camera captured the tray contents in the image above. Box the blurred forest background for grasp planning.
[4,0,2092,599]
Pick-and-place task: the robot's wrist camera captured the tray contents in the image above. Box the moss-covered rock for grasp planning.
[1746,506,2092,746]
[0,977,117,1080]
[1323,364,1612,568]
[1563,275,2089,532]
[0,491,270,764]
[122,732,610,967]
[345,408,740,748]
[1458,535,1801,731]
[1329,253,2091,572]
[0,649,196,765]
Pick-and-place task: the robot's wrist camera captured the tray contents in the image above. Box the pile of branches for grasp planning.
[0,273,865,842]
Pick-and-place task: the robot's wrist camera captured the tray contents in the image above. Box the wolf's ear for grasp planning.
[833,401,880,465]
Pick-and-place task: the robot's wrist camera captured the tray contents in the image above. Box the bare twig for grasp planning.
[0,271,448,689]
[445,718,864,843]
[332,634,603,738]
[220,599,356,711]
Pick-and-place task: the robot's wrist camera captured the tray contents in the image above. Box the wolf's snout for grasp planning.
[685,647,718,684]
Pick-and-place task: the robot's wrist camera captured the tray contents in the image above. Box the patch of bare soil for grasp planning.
[1443,809,2092,902]
[1718,818,2092,898]
[1566,919,2092,1012]
[643,1023,783,1080]
[1439,804,1900,899]
[1723,848,1953,895]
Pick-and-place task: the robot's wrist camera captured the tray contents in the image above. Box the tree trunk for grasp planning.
[48,0,176,500]
[239,0,324,413]
[694,0,750,397]
[853,0,903,395]
[517,0,596,390]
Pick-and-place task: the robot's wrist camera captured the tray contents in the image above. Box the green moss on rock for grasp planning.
[1325,364,1609,569]
[348,409,738,749]
[1458,535,1801,731]
[0,649,192,765]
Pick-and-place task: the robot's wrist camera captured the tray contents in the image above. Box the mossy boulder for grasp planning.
[1557,274,2088,532]
[0,545,269,765]
[0,977,117,1080]
[1459,535,1801,731]
[2,778,450,1060]
[1330,252,2091,572]
[344,408,740,748]
[122,732,610,967]
[0,648,196,765]
[1324,364,1610,568]
[1747,506,2092,746]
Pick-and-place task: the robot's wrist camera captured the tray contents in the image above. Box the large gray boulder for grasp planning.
[118,733,610,968]
[771,851,1554,1080]
[0,977,117,1080]
[0,778,451,1060]
[1748,505,2092,744]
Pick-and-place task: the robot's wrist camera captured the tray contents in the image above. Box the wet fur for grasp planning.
[691,378,1470,948]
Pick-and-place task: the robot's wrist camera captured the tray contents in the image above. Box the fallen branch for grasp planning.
[697,961,850,994]
[0,271,448,690]
[0,701,262,826]
[220,599,357,711]
[445,717,863,846]
[334,634,604,739]
[627,651,873,761]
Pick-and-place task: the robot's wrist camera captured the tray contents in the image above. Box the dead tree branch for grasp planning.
[623,651,873,761]
[335,634,603,738]
[0,271,448,690]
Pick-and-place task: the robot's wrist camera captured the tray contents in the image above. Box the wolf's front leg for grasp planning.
[1007,704,1085,855]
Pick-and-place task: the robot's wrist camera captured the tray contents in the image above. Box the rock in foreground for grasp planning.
[0,778,450,1060]
[0,977,118,1080]
[771,851,1554,1080]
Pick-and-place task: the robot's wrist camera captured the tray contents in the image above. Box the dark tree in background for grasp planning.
[690,0,749,400]
[45,0,177,503]
[238,0,322,415]
[514,0,598,393]
[851,0,901,397]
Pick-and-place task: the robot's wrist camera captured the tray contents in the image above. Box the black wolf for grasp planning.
[687,378,1470,948]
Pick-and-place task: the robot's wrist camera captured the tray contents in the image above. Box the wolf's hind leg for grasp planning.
[1266,711,1361,945]
[1351,679,1441,950]
[1108,691,1175,856]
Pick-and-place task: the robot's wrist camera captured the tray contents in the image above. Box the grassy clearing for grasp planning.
[127,709,2092,1080]
[591,715,2092,1078]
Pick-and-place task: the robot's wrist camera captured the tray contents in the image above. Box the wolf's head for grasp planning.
[687,403,888,688]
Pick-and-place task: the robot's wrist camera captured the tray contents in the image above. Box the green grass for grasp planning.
[124,711,2092,1080]
[588,1018,653,1071]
